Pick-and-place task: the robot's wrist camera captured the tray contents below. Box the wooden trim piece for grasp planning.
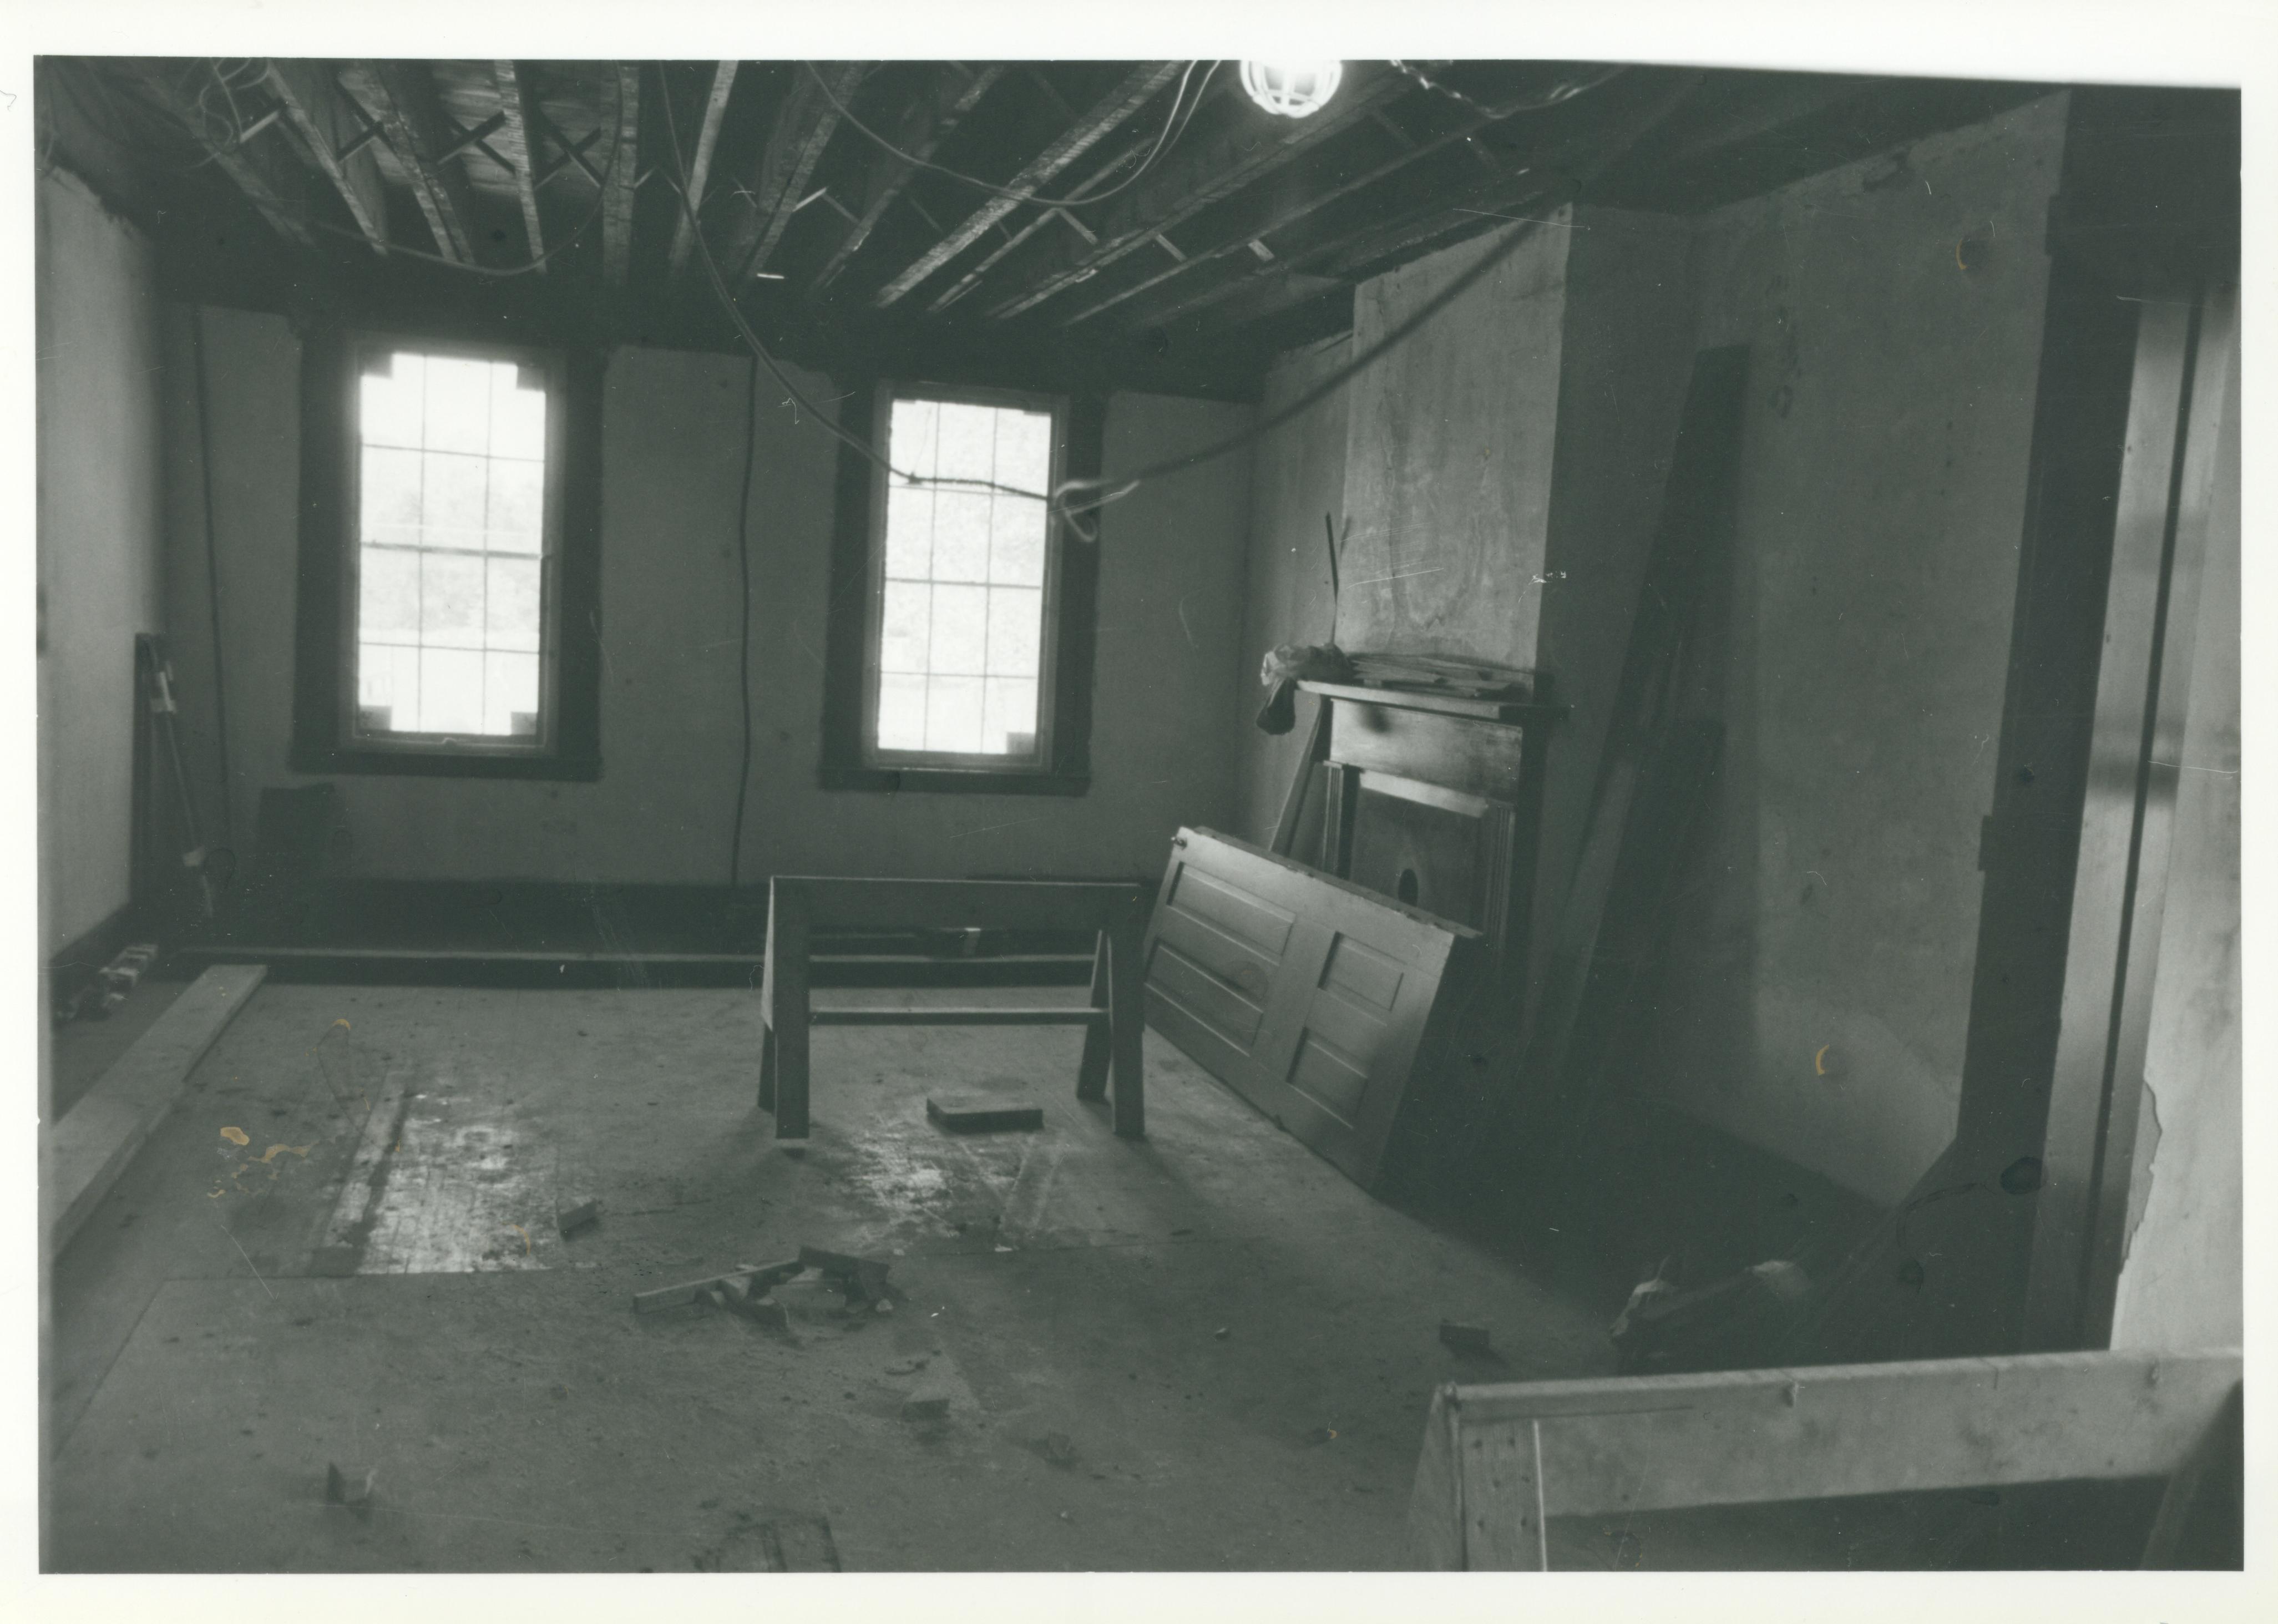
[666,60,741,275]
[266,59,389,252]
[871,60,1184,309]
[45,965,269,1258]
[600,63,642,284]
[492,60,550,272]
[809,1005,1106,1028]
[771,876,1148,934]
[1427,1349,2240,1529]
[1267,691,1332,857]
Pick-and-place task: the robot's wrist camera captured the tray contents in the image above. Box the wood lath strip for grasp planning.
[125,59,316,250]
[265,58,388,253]
[361,60,480,264]
[667,60,741,275]
[986,62,1411,322]
[492,60,549,272]
[870,59,1184,310]
[808,63,1004,297]
[600,63,643,284]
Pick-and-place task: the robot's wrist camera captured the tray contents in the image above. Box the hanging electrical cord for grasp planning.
[661,92,1079,523]
[1388,59,1627,119]
[668,64,1696,543]
[727,353,761,887]
[804,59,1214,212]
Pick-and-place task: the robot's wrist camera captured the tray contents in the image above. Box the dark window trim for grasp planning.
[290,327,604,781]
[820,381,1105,796]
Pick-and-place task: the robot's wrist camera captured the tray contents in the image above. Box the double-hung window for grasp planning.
[291,330,602,779]
[865,387,1064,769]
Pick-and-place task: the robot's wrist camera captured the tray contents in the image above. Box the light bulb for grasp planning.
[1240,60,1344,119]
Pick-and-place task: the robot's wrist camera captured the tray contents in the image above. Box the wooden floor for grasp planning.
[44,981,1613,1572]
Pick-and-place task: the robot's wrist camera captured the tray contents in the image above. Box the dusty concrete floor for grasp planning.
[45,982,1612,1572]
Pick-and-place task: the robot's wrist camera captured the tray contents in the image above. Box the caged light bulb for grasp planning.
[1239,60,1344,119]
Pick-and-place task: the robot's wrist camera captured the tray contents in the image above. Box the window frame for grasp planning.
[821,380,1106,796]
[859,381,1068,775]
[290,326,604,781]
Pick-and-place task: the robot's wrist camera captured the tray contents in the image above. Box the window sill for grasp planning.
[288,743,601,782]
[821,766,1090,797]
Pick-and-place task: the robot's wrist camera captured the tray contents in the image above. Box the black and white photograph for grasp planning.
[12,0,2264,1606]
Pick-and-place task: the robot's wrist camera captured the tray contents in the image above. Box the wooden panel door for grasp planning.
[1142,827,1487,1190]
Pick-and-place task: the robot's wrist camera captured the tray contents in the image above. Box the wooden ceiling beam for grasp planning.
[1056,74,1604,332]
[491,61,549,272]
[718,61,870,284]
[123,59,316,250]
[361,60,482,264]
[923,116,1166,315]
[870,59,1184,310]
[808,63,1005,297]
[600,63,643,284]
[264,59,389,254]
[984,62,1413,323]
[667,60,742,276]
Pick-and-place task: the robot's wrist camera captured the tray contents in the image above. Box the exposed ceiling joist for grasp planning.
[125,59,316,250]
[491,61,549,272]
[721,60,869,283]
[666,60,741,275]
[809,63,1005,297]
[923,115,1167,315]
[870,59,1184,310]
[1060,79,1561,332]
[266,59,389,254]
[600,63,643,284]
[362,60,482,264]
[985,63,1413,323]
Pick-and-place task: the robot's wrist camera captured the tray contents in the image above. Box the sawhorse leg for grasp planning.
[1075,930,1111,1102]
[759,882,811,1142]
[1105,908,1146,1139]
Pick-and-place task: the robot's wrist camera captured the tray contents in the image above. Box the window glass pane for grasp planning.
[361,360,425,449]
[924,675,984,753]
[890,398,940,477]
[985,587,1042,677]
[418,647,485,733]
[489,368,547,461]
[929,583,988,676]
[877,674,927,751]
[423,356,494,453]
[880,581,930,673]
[486,556,541,652]
[931,493,990,583]
[360,546,420,639]
[422,452,488,545]
[484,651,541,737]
[883,484,932,579]
[361,447,423,544]
[358,641,422,730]
[486,458,543,551]
[420,552,485,649]
[934,403,996,480]
[983,678,1038,755]
[988,497,1046,586]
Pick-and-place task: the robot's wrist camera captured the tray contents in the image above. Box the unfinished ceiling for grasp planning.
[39,57,2044,395]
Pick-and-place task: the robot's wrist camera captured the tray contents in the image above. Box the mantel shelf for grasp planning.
[1297,679,1563,726]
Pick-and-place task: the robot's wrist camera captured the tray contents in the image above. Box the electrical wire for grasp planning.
[806,59,1213,213]
[1388,59,1627,119]
[670,63,1693,544]
[727,353,760,887]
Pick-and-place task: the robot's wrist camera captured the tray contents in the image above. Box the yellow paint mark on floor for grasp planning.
[219,1127,249,1146]
[257,1144,312,1165]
